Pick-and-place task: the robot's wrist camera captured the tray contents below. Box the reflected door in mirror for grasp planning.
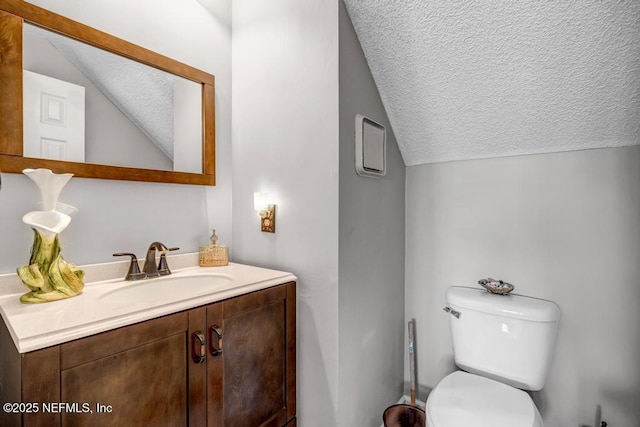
[23,70,86,162]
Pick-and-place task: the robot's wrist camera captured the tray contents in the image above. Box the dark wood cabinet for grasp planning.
[207,282,296,427]
[61,314,190,427]
[0,282,296,427]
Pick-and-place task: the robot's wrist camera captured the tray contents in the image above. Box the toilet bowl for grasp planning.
[426,371,542,427]
[427,286,560,427]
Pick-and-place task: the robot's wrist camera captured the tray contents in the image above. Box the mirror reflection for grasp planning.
[23,23,203,174]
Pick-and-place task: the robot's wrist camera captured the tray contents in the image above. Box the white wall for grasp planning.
[406,146,640,426]
[0,0,232,272]
[338,3,406,426]
[231,0,340,425]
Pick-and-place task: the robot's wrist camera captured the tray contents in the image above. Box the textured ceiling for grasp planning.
[343,1,640,166]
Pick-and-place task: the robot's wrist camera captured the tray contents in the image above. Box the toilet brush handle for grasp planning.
[409,319,416,406]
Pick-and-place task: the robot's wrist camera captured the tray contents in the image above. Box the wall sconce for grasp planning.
[253,192,276,233]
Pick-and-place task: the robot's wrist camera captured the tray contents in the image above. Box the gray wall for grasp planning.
[0,174,210,272]
[405,146,640,426]
[231,0,340,425]
[1,0,232,273]
[338,3,406,426]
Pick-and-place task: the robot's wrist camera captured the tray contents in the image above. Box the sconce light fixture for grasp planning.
[253,192,276,233]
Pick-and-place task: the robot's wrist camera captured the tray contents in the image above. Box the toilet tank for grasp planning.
[445,286,560,391]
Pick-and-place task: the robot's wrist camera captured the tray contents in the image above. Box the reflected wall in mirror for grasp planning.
[24,24,203,173]
[0,0,215,185]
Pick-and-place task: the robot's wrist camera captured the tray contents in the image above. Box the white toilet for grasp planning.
[426,286,560,427]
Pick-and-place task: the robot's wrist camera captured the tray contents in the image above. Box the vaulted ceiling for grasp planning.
[343,1,640,166]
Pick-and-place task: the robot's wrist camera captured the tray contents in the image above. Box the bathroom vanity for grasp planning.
[0,258,296,426]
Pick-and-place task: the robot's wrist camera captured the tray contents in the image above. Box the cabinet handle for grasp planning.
[192,331,206,364]
[209,326,223,357]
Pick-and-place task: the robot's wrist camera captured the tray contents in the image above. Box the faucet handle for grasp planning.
[113,253,146,281]
[160,246,180,254]
[158,247,180,276]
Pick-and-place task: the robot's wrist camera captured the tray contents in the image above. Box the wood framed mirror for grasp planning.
[0,0,215,185]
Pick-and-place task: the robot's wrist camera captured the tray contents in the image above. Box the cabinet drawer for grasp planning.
[61,312,188,369]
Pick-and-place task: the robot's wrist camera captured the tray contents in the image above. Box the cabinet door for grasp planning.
[59,312,190,426]
[207,282,296,427]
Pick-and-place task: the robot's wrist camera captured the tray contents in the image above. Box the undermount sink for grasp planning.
[98,272,233,305]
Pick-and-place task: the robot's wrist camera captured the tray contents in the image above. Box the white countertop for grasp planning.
[0,254,296,353]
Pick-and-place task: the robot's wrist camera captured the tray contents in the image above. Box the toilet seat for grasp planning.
[426,371,542,427]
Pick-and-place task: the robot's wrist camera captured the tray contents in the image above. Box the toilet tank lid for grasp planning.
[446,287,560,322]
